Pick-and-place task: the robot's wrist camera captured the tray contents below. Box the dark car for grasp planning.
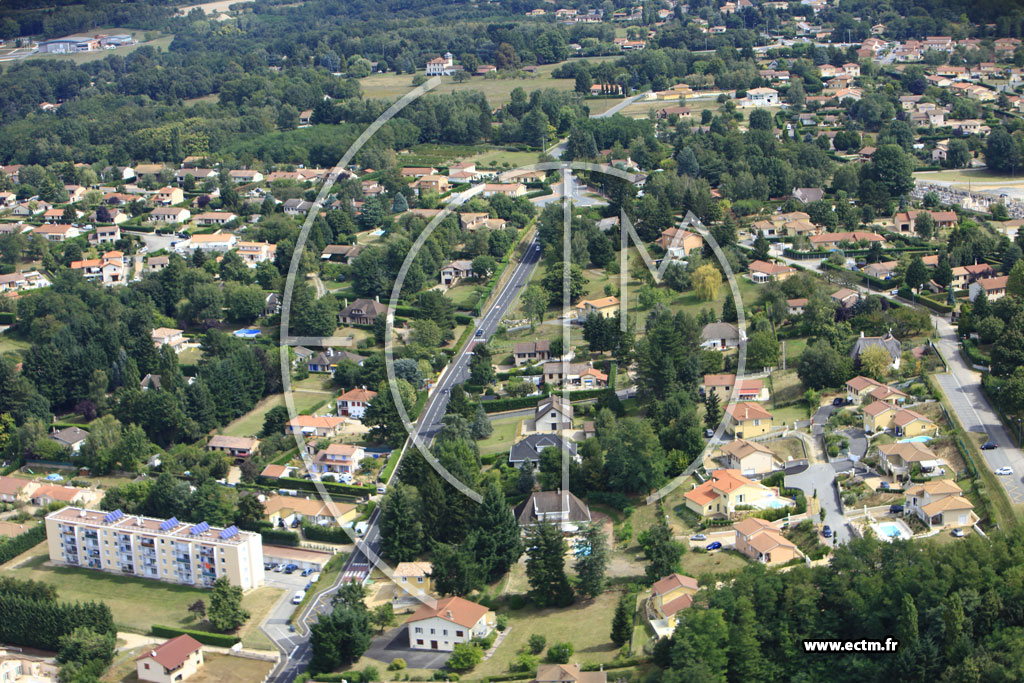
[889,504,904,514]
[301,567,314,577]
[832,397,851,406]
[822,525,833,538]
[879,481,890,491]
[706,541,723,551]
[982,441,997,450]
[283,566,296,574]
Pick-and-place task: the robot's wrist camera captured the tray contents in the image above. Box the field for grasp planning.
[678,549,748,577]
[473,590,624,678]
[3,547,280,647]
[25,32,174,65]
[219,375,336,437]
[764,437,807,463]
[103,652,273,683]
[0,333,30,355]
[478,416,521,455]
[357,56,621,107]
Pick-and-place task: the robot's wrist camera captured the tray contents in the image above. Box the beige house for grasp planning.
[748,260,796,283]
[877,442,944,479]
[702,374,768,401]
[406,596,495,651]
[236,241,276,267]
[656,227,703,257]
[441,259,474,286]
[733,517,800,565]
[904,480,977,530]
[206,435,259,461]
[263,495,357,527]
[542,362,608,390]
[845,376,908,405]
[285,415,344,438]
[0,475,40,503]
[533,395,573,433]
[574,296,619,321]
[152,328,186,354]
[136,635,204,683]
[718,439,780,476]
[153,186,184,206]
[513,340,551,366]
[532,663,607,683]
[723,402,773,438]
[193,211,237,226]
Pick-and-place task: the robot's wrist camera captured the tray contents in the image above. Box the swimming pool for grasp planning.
[870,519,913,541]
[764,499,789,509]
[233,328,261,338]
[899,435,932,443]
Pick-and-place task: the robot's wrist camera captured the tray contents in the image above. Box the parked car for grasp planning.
[706,541,722,551]
[690,534,707,541]
[704,428,714,438]
[273,564,285,572]
[822,525,833,538]
[889,504,904,514]
[301,567,314,577]
[981,441,997,450]
[475,329,484,337]
[996,466,1014,476]
[879,481,890,491]
[832,397,851,406]
[291,591,305,605]
[305,581,314,591]
[951,528,966,538]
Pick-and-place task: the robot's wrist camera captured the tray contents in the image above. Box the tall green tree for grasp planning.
[610,592,633,646]
[574,523,610,599]
[525,522,574,608]
[378,481,423,562]
[473,482,523,581]
[208,577,249,632]
[642,517,684,582]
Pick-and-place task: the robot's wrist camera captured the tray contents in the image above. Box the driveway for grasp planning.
[838,428,868,460]
[785,463,850,544]
[363,625,451,669]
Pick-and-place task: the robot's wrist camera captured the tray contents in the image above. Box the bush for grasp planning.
[260,528,300,547]
[446,643,483,672]
[388,658,407,671]
[496,614,509,632]
[150,625,240,647]
[546,642,574,664]
[510,652,539,672]
[528,633,547,654]
[302,525,354,544]
[508,594,526,610]
[0,523,45,565]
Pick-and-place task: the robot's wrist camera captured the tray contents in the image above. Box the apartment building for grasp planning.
[46,507,265,590]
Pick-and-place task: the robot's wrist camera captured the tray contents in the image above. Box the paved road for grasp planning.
[364,626,450,669]
[124,230,178,253]
[772,250,1024,504]
[786,463,851,544]
[266,227,544,683]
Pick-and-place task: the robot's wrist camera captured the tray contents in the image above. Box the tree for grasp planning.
[746,329,780,370]
[721,292,738,323]
[370,603,395,633]
[309,600,372,673]
[692,264,722,302]
[431,540,480,596]
[470,403,493,440]
[642,517,684,582]
[904,255,929,291]
[797,340,854,390]
[574,523,609,599]
[858,345,892,381]
[525,522,574,607]
[1008,259,1024,298]
[517,459,536,494]
[378,482,423,562]
[914,212,935,239]
[542,263,586,303]
[364,378,416,446]
[704,389,722,430]
[752,231,770,261]
[575,69,592,94]
[391,193,409,214]
[472,254,497,280]
[469,342,495,386]
[188,600,207,620]
[234,493,265,530]
[528,634,546,654]
[522,284,550,330]
[261,404,290,437]
[208,577,249,632]
[611,593,633,646]
[473,482,523,580]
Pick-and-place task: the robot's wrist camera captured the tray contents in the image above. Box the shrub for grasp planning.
[496,614,509,632]
[446,643,483,672]
[546,642,574,664]
[388,659,407,671]
[510,652,539,672]
[150,625,240,647]
[528,633,547,654]
[508,594,526,610]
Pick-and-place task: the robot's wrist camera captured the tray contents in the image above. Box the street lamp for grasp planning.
[1017,417,1021,447]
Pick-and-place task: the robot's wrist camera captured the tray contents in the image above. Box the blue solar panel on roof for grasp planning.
[219,525,238,540]
[159,517,179,531]
[190,521,210,535]
[103,509,124,523]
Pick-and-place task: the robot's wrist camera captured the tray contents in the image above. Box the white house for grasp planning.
[336,386,377,419]
[406,596,495,651]
[426,52,457,76]
[745,87,779,106]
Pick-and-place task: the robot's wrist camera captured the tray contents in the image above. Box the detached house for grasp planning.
[441,259,474,286]
[406,596,495,652]
[206,435,259,461]
[310,443,366,476]
[969,276,1009,302]
[684,469,783,518]
[733,517,800,565]
[148,206,191,224]
[32,223,79,242]
[845,376,907,405]
[153,186,184,206]
[338,298,389,326]
[656,227,703,257]
[718,439,780,476]
[236,241,276,267]
[648,573,699,634]
[513,340,551,366]
[509,434,577,469]
[748,260,796,283]
[264,495,357,527]
[514,490,592,530]
[701,322,743,350]
[905,480,977,530]
[702,374,768,401]
[393,561,434,597]
[135,634,204,683]
[152,327,186,353]
[878,442,943,479]
[574,296,619,321]
[336,387,377,419]
[851,330,901,370]
[724,402,774,438]
[285,415,345,438]
[534,395,573,433]
[542,362,608,390]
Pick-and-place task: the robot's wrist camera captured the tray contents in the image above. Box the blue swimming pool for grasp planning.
[899,435,932,443]
[876,522,904,538]
[764,499,789,509]
[233,328,261,338]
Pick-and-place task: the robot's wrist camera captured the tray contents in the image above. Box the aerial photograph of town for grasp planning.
[6,0,1024,681]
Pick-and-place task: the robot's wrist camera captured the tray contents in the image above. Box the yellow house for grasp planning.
[862,400,896,433]
[718,439,780,476]
[574,296,619,320]
[393,561,434,597]
[846,376,908,405]
[649,573,699,631]
[263,495,358,527]
[724,402,773,438]
[893,408,937,437]
[684,469,779,518]
[733,517,801,566]
[135,635,204,683]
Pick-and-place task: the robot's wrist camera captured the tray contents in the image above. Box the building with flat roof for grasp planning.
[45,507,264,590]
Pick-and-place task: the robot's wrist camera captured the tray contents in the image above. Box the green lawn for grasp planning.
[764,437,806,463]
[447,282,484,310]
[474,590,623,678]
[219,389,332,438]
[478,416,520,455]
[679,549,749,577]
[105,651,273,683]
[771,403,810,428]
[770,369,804,407]
[466,148,542,170]
[0,334,30,355]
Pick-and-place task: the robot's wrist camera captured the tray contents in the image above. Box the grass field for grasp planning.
[467,147,544,170]
[679,548,749,576]
[357,56,620,107]
[27,33,174,65]
[0,334,30,355]
[474,590,623,678]
[237,587,284,649]
[765,437,806,463]
[104,652,273,683]
[478,416,520,455]
[219,389,332,438]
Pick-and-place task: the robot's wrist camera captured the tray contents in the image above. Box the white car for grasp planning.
[291,590,306,605]
[995,466,1014,476]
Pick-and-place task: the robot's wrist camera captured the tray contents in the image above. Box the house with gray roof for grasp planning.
[850,330,902,370]
[514,490,592,531]
[509,434,577,468]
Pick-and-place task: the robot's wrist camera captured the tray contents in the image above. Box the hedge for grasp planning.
[261,476,374,497]
[0,524,46,565]
[302,524,354,544]
[1,593,115,651]
[260,528,300,546]
[482,394,548,413]
[962,339,991,367]
[151,625,240,647]
[0,312,14,325]
[915,295,954,314]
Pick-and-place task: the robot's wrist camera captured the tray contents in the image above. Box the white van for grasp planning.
[354,521,369,536]
[291,590,305,605]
